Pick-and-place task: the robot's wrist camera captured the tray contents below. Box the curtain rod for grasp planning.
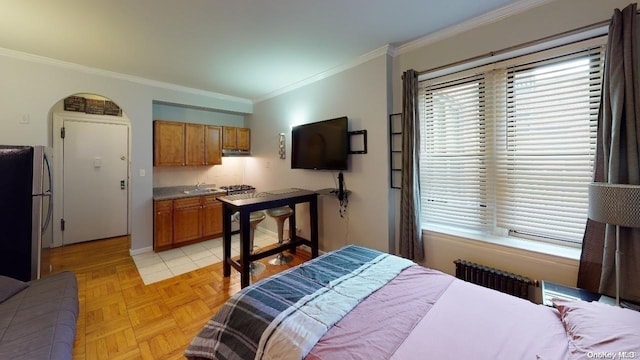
[417,19,610,77]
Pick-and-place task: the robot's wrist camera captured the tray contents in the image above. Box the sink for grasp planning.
[182,188,222,195]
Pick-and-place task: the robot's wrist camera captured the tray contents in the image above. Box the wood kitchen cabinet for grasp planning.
[173,197,203,245]
[202,195,223,238]
[153,194,224,251]
[237,128,250,150]
[154,120,223,167]
[185,123,205,166]
[153,200,173,251]
[222,126,250,151]
[205,125,222,165]
[154,121,185,166]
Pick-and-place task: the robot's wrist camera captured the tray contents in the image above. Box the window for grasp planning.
[418,37,605,245]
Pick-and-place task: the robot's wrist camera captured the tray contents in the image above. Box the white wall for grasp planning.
[153,158,247,188]
[0,51,252,252]
[246,54,392,252]
[389,0,632,284]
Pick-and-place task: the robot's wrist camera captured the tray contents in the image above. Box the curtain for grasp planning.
[399,69,424,261]
[578,3,640,303]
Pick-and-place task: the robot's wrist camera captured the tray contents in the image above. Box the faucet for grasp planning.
[196,181,205,189]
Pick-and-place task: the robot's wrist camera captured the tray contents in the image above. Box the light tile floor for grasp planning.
[133,229,278,285]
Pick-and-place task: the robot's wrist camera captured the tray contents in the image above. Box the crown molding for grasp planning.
[0,47,253,106]
[254,0,553,103]
[0,0,554,107]
[395,0,556,56]
[254,44,395,103]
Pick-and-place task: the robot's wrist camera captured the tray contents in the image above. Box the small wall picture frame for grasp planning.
[279,133,286,159]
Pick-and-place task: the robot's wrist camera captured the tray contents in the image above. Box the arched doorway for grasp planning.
[50,94,131,248]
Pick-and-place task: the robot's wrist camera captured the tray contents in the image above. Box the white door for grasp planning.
[62,120,129,244]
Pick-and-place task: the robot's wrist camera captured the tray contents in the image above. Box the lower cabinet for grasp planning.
[173,197,203,244]
[153,195,223,251]
[154,200,173,250]
[202,195,223,238]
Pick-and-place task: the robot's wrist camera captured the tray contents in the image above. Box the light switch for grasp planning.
[139,169,146,177]
[93,157,102,168]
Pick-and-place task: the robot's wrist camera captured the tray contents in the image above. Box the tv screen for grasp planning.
[291,116,348,170]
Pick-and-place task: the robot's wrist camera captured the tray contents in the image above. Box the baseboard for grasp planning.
[130,246,153,256]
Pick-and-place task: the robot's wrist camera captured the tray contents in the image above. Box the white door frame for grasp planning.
[52,111,132,247]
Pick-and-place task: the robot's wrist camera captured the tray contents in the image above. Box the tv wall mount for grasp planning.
[348,130,367,154]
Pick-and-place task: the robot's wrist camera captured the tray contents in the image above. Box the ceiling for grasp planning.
[1,0,530,102]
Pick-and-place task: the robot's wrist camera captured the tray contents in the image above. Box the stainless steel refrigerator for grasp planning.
[0,145,53,281]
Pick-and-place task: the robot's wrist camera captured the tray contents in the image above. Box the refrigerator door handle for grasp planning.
[42,192,53,234]
[43,152,53,234]
[44,151,52,194]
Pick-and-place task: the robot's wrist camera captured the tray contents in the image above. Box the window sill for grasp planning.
[422,224,582,263]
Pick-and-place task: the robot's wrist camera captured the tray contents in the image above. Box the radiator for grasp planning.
[454,259,533,300]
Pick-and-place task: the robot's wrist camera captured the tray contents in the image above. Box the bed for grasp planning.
[185,245,640,360]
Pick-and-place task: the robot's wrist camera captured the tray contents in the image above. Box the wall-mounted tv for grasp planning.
[291,116,348,170]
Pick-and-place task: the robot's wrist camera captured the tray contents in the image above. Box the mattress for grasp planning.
[185,245,640,360]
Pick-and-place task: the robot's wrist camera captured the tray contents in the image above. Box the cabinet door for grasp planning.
[202,195,223,238]
[173,197,203,244]
[222,127,237,150]
[237,128,251,151]
[154,121,185,166]
[154,200,173,250]
[205,126,222,165]
[185,123,205,166]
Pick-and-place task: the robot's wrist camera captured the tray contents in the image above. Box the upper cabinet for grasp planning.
[204,125,222,165]
[154,120,223,167]
[185,123,205,166]
[237,128,250,151]
[223,126,250,152]
[154,121,185,166]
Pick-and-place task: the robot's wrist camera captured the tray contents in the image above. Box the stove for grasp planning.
[220,184,256,195]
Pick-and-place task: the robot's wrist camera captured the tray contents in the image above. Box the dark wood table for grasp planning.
[218,188,319,288]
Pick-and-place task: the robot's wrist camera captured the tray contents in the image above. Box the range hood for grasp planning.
[222,149,251,156]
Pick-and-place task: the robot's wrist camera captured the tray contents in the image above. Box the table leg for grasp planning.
[310,195,319,258]
[222,205,232,277]
[288,204,296,254]
[240,210,251,288]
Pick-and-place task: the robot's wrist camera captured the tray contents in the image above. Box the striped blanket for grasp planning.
[185,245,415,360]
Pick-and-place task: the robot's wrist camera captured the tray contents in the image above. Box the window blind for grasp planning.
[419,74,489,229]
[418,36,606,245]
[495,46,604,243]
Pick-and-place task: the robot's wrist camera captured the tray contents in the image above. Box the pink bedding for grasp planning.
[307,266,455,359]
[308,267,570,360]
[187,245,639,359]
[391,279,569,359]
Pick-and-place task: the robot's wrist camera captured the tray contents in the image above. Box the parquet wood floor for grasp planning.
[48,236,309,360]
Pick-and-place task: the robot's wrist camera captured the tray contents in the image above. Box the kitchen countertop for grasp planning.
[153,185,226,201]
